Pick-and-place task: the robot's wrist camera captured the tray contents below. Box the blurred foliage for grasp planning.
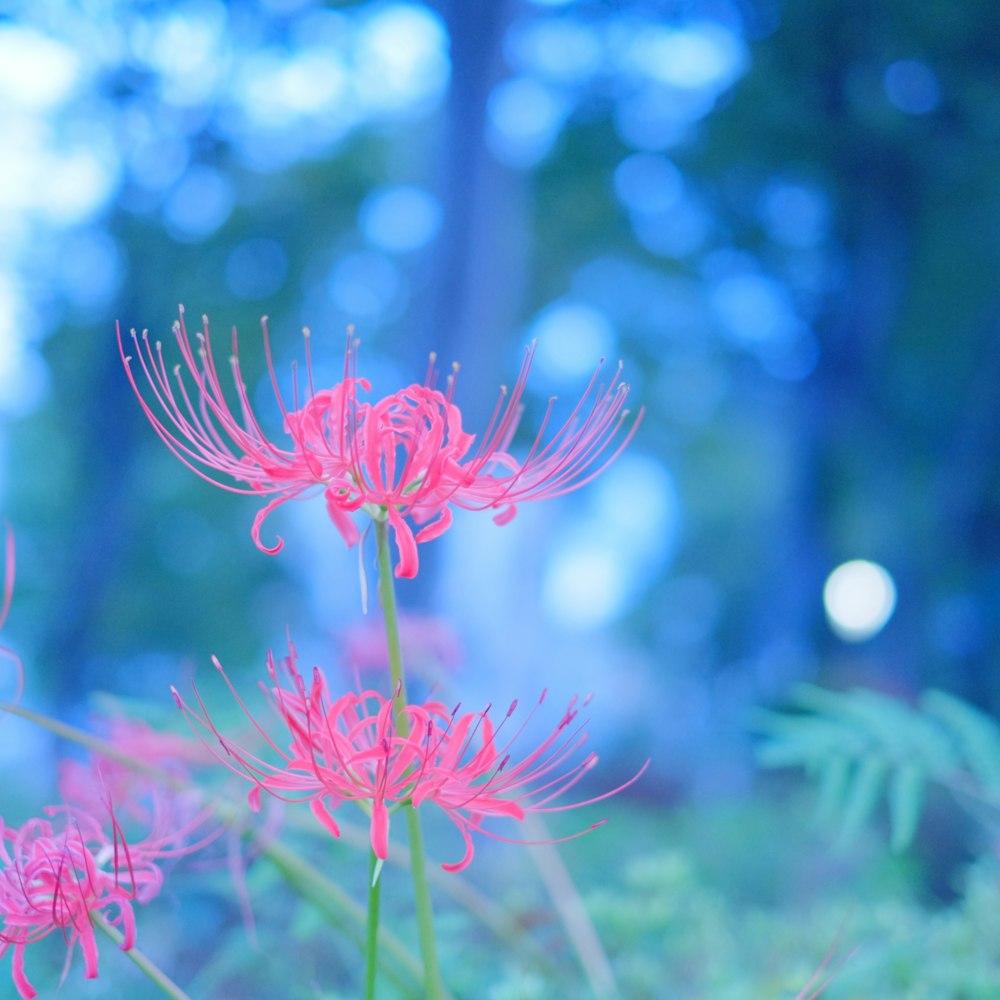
[758,684,1000,853]
[17,786,1000,999]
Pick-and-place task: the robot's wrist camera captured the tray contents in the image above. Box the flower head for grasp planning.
[120,308,641,577]
[0,807,160,999]
[0,728,221,999]
[173,640,646,872]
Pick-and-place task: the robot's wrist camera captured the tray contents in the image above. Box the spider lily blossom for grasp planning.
[119,308,642,577]
[0,799,202,1000]
[173,641,647,872]
[0,720,223,998]
[56,718,218,841]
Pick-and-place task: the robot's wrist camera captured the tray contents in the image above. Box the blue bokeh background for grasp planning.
[1,0,998,829]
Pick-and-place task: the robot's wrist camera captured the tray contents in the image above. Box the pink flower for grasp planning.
[340,611,463,680]
[119,308,641,577]
[57,719,218,846]
[0,807,160,999]
[0,737,220,1000]
[173,641,646,872]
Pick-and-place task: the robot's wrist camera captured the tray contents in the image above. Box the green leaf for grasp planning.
[838,754,887,847]
[814,754,852,826]
[923,689,1000,792]
[887,762,926,853]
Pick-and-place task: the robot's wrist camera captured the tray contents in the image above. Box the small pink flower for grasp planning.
[57,722,219,856]
[173,641,646,871]
[0,738,221,1000]
[340,611,463,680]
[0,807,160,999]
[119,308,641,577]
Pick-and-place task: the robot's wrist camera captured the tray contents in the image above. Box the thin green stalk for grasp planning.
[375,518,410,724]
[286,810,559,975]
[524,814,620,999]
[365,850,383,1000]
[374,517,444,1000]
[91,911,193,1000]
[240,830,438,998]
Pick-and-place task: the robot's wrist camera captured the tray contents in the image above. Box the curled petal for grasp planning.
[440,823,476,874]
[251,497,289,555]
[491,504,518,527]
[324,488,361,548]
[387,508,419,579]
[309,798,342,840]
[414,506,452,545]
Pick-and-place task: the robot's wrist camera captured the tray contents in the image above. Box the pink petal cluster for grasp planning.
[174,641,646,872]
[0,807,161,999]
[119,308,641,577]
[0,725,219,998]
[57,717,212,827]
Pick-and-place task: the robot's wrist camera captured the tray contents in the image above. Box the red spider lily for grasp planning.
[0,779,220,1000]
[119,307,642,577]
[0,808,160,999]
[173,641,647,871]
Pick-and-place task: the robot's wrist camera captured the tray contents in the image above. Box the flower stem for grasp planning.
[374,517,444,1000]
[91,911,193,1000]
[263,836,434,999]
[365,849,383,1000]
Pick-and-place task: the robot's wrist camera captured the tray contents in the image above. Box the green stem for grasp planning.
[365,850,383,1000]
[374,517,444,1000]
[375,519,410,729]
[262,837,436,1000]
[91,911,193,1000]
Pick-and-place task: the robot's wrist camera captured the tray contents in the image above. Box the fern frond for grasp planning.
[756,684,1000,853]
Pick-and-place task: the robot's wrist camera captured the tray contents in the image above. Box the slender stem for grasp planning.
[261,836,438,999]
[365,850,383,1000]
[374,519,410,731]
[524,815,620,999]
[374,517,444,1000]
[91,911,193,1000]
